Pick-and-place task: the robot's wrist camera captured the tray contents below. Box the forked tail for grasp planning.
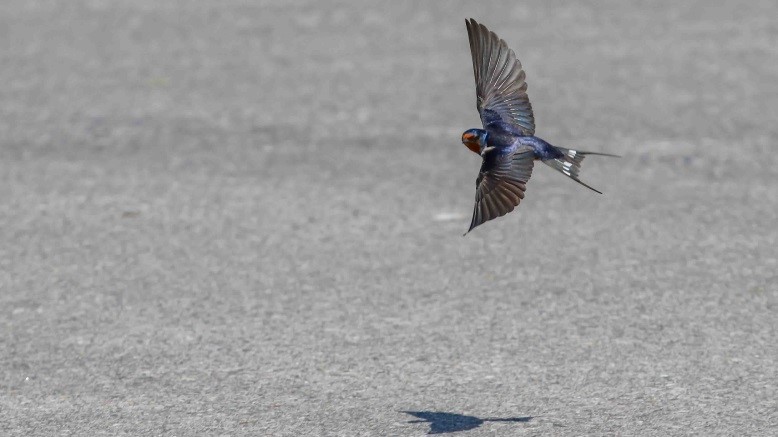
[542,147,620,194]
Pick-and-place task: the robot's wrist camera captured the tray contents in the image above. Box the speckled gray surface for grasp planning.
[1,1,776,436]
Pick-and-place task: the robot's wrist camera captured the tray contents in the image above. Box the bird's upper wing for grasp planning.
[466,18,535,136]
[467,146,534,233]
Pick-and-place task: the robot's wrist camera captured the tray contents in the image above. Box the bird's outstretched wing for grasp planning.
[467,147,534,233]
[466,18,535,136]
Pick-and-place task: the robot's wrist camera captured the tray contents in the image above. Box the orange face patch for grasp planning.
[462,132,481,154]
[464,140,481,154]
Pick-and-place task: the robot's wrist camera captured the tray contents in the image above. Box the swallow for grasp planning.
[462,18,618,234]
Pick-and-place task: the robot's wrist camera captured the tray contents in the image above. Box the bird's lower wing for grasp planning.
[467,147,534,234]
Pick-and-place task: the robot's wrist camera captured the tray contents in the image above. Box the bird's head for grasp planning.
[461,128,487,154]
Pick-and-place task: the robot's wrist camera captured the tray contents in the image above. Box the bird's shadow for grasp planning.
[402,411,532,434]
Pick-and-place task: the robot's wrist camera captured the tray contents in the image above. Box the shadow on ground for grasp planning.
[403,411,532,434]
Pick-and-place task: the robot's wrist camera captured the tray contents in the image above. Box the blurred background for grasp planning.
[1,1,776,435]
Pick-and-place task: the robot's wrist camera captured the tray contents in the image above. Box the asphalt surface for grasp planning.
[1,1,776,435]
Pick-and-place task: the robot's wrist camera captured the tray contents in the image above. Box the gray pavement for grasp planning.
[1,1,776,435]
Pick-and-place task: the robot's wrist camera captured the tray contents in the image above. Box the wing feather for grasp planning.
[466,147,535,233]
[466,19,535,136]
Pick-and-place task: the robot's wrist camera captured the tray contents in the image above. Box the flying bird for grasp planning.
[462,18,618,234]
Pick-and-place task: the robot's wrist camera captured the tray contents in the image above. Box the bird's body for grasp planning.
[464,127,564,161]
[461,19,618,233]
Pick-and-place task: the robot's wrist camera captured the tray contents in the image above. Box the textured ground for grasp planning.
[1,1,777,435]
